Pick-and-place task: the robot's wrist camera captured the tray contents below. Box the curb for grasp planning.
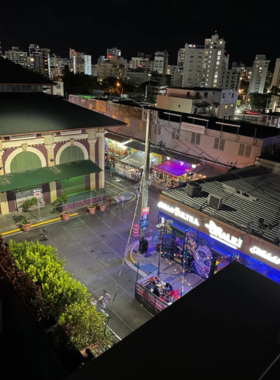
[124,242,147,278]
[1,199,132,237]
[124,236,155,278]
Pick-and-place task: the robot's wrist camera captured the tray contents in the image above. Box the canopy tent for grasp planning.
[120,151,158,169]
[0,160,101,192]
[152,160,192,177]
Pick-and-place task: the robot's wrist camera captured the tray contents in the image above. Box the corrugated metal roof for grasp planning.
[162,165,280,245]
[105,132,129,143]
[0,160,101,192]
[193,164,228,178]
[0,93,126,136]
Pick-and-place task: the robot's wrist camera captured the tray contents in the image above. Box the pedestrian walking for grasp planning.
[120,194,125,208]
[115,195,120,207]
[142,237,149,257]
[98,291,111,315]
[136,187,141,199]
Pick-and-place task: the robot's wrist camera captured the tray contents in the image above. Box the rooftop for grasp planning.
[0,57,54,85]
[157,109,280,139]
[66,262,280,380]
[0,92,126,136]
[161,164,280,246]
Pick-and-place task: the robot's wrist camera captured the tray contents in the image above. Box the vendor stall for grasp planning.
[151,160,193,189]
[105,133,131,157]
[115,151,159,180]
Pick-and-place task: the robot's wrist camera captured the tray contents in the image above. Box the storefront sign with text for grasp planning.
[158,201,200,227]
[205,220,243,249]
[250,246,280,265]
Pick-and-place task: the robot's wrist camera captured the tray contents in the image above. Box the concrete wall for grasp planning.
[156,95,193,113]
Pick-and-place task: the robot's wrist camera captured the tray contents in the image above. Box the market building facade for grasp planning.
[0,92,125,215]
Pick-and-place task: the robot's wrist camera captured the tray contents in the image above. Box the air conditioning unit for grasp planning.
[208,194,223,210]
[186,182,202,197]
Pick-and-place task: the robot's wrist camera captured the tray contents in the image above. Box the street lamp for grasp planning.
[116,82,123,94]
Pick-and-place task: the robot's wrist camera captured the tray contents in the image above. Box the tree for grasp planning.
[57,302,108,350]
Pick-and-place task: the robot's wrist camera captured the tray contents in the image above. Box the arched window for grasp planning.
[60,146,84,164]
[10,152,42,173]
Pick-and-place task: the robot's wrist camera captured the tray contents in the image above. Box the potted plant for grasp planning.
[21,216,32,232]
[22,197,38,212]
[88,205,96,215]
[53,191,70,221]
[99,203,106,212]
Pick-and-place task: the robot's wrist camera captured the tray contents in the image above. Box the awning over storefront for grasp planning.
[120,151,158,168]
[105,133,131,144]
[192,164,227,178]
[126,140,199,164]
[152,161,192,177]
[0,160,102,192]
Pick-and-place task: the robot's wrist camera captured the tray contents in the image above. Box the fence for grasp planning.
[135,275,168,315]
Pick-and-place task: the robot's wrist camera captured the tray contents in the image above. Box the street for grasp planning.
[4,173,161,339]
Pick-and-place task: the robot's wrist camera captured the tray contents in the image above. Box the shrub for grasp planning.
[22,197,38,211]
[8,240,109,351]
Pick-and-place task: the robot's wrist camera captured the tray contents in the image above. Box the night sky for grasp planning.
[1,0,279,70]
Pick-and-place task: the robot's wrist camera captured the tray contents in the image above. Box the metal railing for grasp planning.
[135,276,168,315]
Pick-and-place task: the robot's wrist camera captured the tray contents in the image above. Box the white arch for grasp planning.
[5,147,47,174]
[55,141,89,165]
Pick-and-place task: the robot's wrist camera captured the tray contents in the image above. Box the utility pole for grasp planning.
[139,109,151,251]
[142,109,151,210]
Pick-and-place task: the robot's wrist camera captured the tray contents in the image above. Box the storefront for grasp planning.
[157,195,280,284]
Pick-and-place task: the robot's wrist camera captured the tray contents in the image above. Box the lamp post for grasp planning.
[116,82,123,94]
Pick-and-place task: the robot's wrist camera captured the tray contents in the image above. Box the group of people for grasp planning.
[91,290,111,317]
[146,276,173,302]
[115,194,126,208]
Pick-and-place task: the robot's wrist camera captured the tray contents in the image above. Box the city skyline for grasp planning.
[1,0,279,67]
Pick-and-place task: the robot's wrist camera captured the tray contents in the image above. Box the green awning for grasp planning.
[0,160,102,192]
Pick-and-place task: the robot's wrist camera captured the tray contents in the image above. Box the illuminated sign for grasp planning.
[205,220,243,249]
[158,201,200,227]
[250,246,280,265]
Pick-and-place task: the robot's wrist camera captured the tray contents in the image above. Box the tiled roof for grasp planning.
[162,165,280,246]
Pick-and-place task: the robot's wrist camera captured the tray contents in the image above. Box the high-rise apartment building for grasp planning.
[182,33,226,88]
[5,47,28,68]
[28,44,51,78]
[248,55,270,94]
[69,49,92,75]
[221,67,242,92]
[97,57,125,82]
[154,50,168,74]
[107,47,121,59]
[271,58,280,90]
[130,56,150,70]
[171,66,184,87]
[177,48,185,66]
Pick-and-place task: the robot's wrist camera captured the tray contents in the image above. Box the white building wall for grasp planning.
[249,55,270,94]
[182,33,226,88]
[84,55,92,75]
